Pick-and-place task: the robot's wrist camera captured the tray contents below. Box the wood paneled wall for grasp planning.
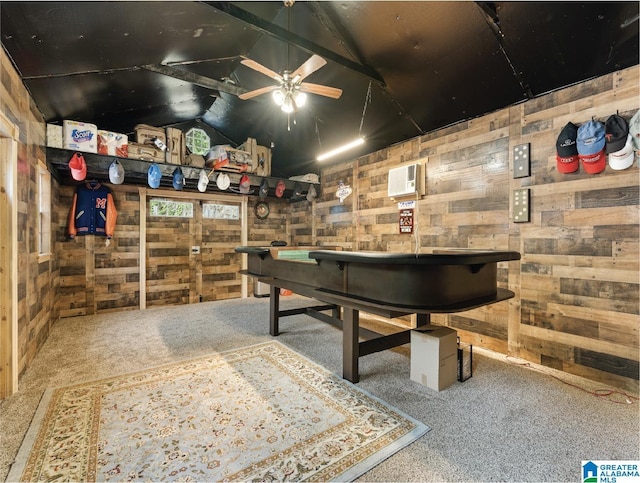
[290,66,639,392]
[1,48,57,378]
[52,187,293,314]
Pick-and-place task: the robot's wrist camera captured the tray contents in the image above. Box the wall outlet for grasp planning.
[513,143,530,178]
[512,188,530,223]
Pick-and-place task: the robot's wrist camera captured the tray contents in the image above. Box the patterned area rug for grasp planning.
[8,341,429,482]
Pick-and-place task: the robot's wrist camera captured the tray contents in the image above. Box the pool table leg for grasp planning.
[343,307,360,383]
[269,285,280,336]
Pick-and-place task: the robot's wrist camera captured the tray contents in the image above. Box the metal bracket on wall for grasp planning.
[512,188,530,223]
[513,143,531,178]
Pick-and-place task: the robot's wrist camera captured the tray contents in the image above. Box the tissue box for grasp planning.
[97,130,128,158]
[63,120,97,153]
[46,124,63,148]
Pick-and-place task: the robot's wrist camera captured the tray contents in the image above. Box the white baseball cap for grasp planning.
[216,172,230,191]
[197,169,210,192]
[109,160,125,184]
[608,134,634,171]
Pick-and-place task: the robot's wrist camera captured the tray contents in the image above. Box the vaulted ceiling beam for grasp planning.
[140,64,247,97]
[203,1,386,87]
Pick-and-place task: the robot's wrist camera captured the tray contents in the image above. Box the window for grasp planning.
[149,199,194,218]
[38,162,51,257]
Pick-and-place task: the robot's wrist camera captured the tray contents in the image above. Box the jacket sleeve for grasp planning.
[105,192,118,238]
[67,191,78,239]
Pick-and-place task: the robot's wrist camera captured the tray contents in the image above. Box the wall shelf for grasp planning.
[45,147,319,199]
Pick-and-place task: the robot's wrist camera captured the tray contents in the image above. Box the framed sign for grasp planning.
[399,208,414,234]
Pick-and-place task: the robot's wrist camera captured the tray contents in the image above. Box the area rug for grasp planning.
[8,341,429,482]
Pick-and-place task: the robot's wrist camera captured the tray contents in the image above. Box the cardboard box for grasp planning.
[135,124,166,147]
[238,137,258,172]
[97,130,128,158]
[410,326,458,391]
[127,142,165,162]
[63,120,97,153]
[165,127,185,165]
[46,124,63,148]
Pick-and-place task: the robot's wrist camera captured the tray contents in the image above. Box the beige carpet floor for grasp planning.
[1,295,639,481]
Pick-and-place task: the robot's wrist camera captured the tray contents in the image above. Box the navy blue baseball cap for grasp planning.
[172,167,185,190]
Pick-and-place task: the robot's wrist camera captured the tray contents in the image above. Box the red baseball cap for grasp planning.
[68,152,87,181]
[580,149,606,174]
[556,154,579,174]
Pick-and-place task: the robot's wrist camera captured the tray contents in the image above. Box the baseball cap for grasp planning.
[69,152,87,181]
[604,114,629,154]
[608,134,634,171]
[238,174,253,194]
[577,120,605,156]
[197,169,210,192]
[172,167,185,190]
[581,149,606,174]
[630,109,640,161]
[306,184,317,201]
[275,179,286,198]
[555,122,579,174]
[259,178,269,198]
[216,172,230,191]
[148,163,162,188]
[291,182,304,201]
[109,160,125,184]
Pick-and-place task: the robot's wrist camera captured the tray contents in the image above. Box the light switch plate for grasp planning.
[512,188,530,223]
[513,143,530,178]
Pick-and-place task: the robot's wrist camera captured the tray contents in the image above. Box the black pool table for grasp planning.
[235,246,521,382]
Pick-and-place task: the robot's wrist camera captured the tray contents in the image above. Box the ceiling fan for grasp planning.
[238,54,342,113]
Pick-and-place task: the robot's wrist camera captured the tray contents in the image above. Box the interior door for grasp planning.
[199,199,243,302]
[144,194,244,307]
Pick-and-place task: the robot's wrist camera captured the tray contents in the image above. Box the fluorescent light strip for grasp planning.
[317,137,365,161]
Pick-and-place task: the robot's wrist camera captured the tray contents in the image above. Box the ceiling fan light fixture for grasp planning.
[281,95,295,113]
[272,88,285,106]
[293,91,307,108]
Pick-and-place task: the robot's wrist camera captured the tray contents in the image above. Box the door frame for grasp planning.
[0,111,19,398]
[138,188,248,309]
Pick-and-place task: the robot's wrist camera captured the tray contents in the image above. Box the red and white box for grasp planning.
[63,120,98,153]
[97,130,128,158]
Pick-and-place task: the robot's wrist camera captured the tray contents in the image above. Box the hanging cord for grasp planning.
[315,118,323,151]
[359,81,372,136]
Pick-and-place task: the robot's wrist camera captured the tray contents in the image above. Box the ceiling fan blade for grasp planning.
[291,55,327,82]
[240,58,283,82]
[300,82,343,99]
[238,85,279,100]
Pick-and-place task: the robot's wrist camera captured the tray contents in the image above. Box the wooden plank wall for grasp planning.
[1,48,57,378]
[53,187,293,313]
[290,66,639,392]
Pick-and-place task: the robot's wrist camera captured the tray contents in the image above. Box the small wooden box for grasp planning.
[165,127,185,165]
[135,124,166,147]
[255,145,272,177]
[127,142,165,162]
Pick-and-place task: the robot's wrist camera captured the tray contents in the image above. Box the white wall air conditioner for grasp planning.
[388,163,423,198]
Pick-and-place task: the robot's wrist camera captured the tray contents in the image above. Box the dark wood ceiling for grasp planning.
[2,1,638,177]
